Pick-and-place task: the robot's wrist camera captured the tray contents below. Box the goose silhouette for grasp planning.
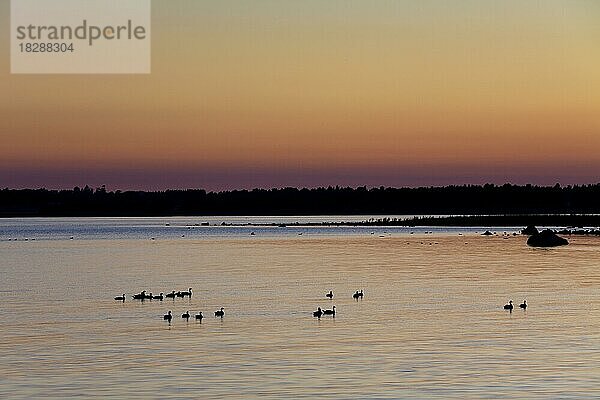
[181,288,192,297]
[163,311,172,322]
[132,291,146,300]
[323,306,336,316]
[313,307,323,318]
[215,307,225,317]
[153,293,164,300]
[114,294,125,302]
[326,291,333,299]
[195,312,203,320]
[504,300,513,311]
[182,311,190,320]
[519,300,527,309]
[165,291,176,299]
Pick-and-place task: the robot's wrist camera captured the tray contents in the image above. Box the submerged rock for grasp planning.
[521,225,539,236]
[527,229,569,247]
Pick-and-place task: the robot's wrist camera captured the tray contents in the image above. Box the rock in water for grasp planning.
[527,229,569,247]
[482,230,493,236]
[521,225,539,236]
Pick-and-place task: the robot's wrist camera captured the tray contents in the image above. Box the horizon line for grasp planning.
[4,182,600,193]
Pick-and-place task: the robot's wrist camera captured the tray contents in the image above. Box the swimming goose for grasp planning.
[358,289,364,298]
[114,294,125,302]
[181,288,192,297]
[132,291,147,300]
[145,292,154,300]
[182,311,190,320]
[195,312,203,320]
[165,291,176,299]
[326,291,333,299]
[153,293,164,300]
[163,311,172,322]
[353,291,360,300]
[323,306,336,316]
[504,300,513,310]
[519,300,527,309]
[215,307,225,317]
[313,307,323,318]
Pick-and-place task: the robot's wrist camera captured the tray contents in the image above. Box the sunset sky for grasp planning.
[2,0,600,190]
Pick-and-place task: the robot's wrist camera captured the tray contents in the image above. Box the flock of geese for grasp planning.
[114,288,193,302]
[504,300,527,311]
[162,308,225,323]
[115,289,526,322]
[114,288,366,323]
[114,288,225,323]
[313,289,364,318]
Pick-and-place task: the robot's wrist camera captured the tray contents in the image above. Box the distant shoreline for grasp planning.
[4,214,600,228]
[211,215,600,234]
[4,184,600,219]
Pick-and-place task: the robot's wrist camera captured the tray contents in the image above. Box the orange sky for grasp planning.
[1,0,600,189]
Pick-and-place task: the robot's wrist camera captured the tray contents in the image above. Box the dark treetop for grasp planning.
[2,183,600,220]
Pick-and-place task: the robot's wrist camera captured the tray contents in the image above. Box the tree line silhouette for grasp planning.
[2,183,600,218]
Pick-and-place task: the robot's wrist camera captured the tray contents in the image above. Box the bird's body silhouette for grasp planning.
[313,307,323,318]
[195,312,203,320]
[182,311,190,320]
[504,300,514,310]
[519,300,527,309]
[181,288,192,297]
[165,291,176,299]
[326,291,333,299]
[153,293,164,300]
[323,306,336,316]
[114,294,125,302]
[132,291,146,300]
[215,307,225,317]
[163,311,172,322]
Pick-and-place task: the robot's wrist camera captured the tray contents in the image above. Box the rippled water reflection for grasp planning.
[0,219,598,398]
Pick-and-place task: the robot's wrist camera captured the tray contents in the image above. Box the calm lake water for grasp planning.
[0,218,598,399]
